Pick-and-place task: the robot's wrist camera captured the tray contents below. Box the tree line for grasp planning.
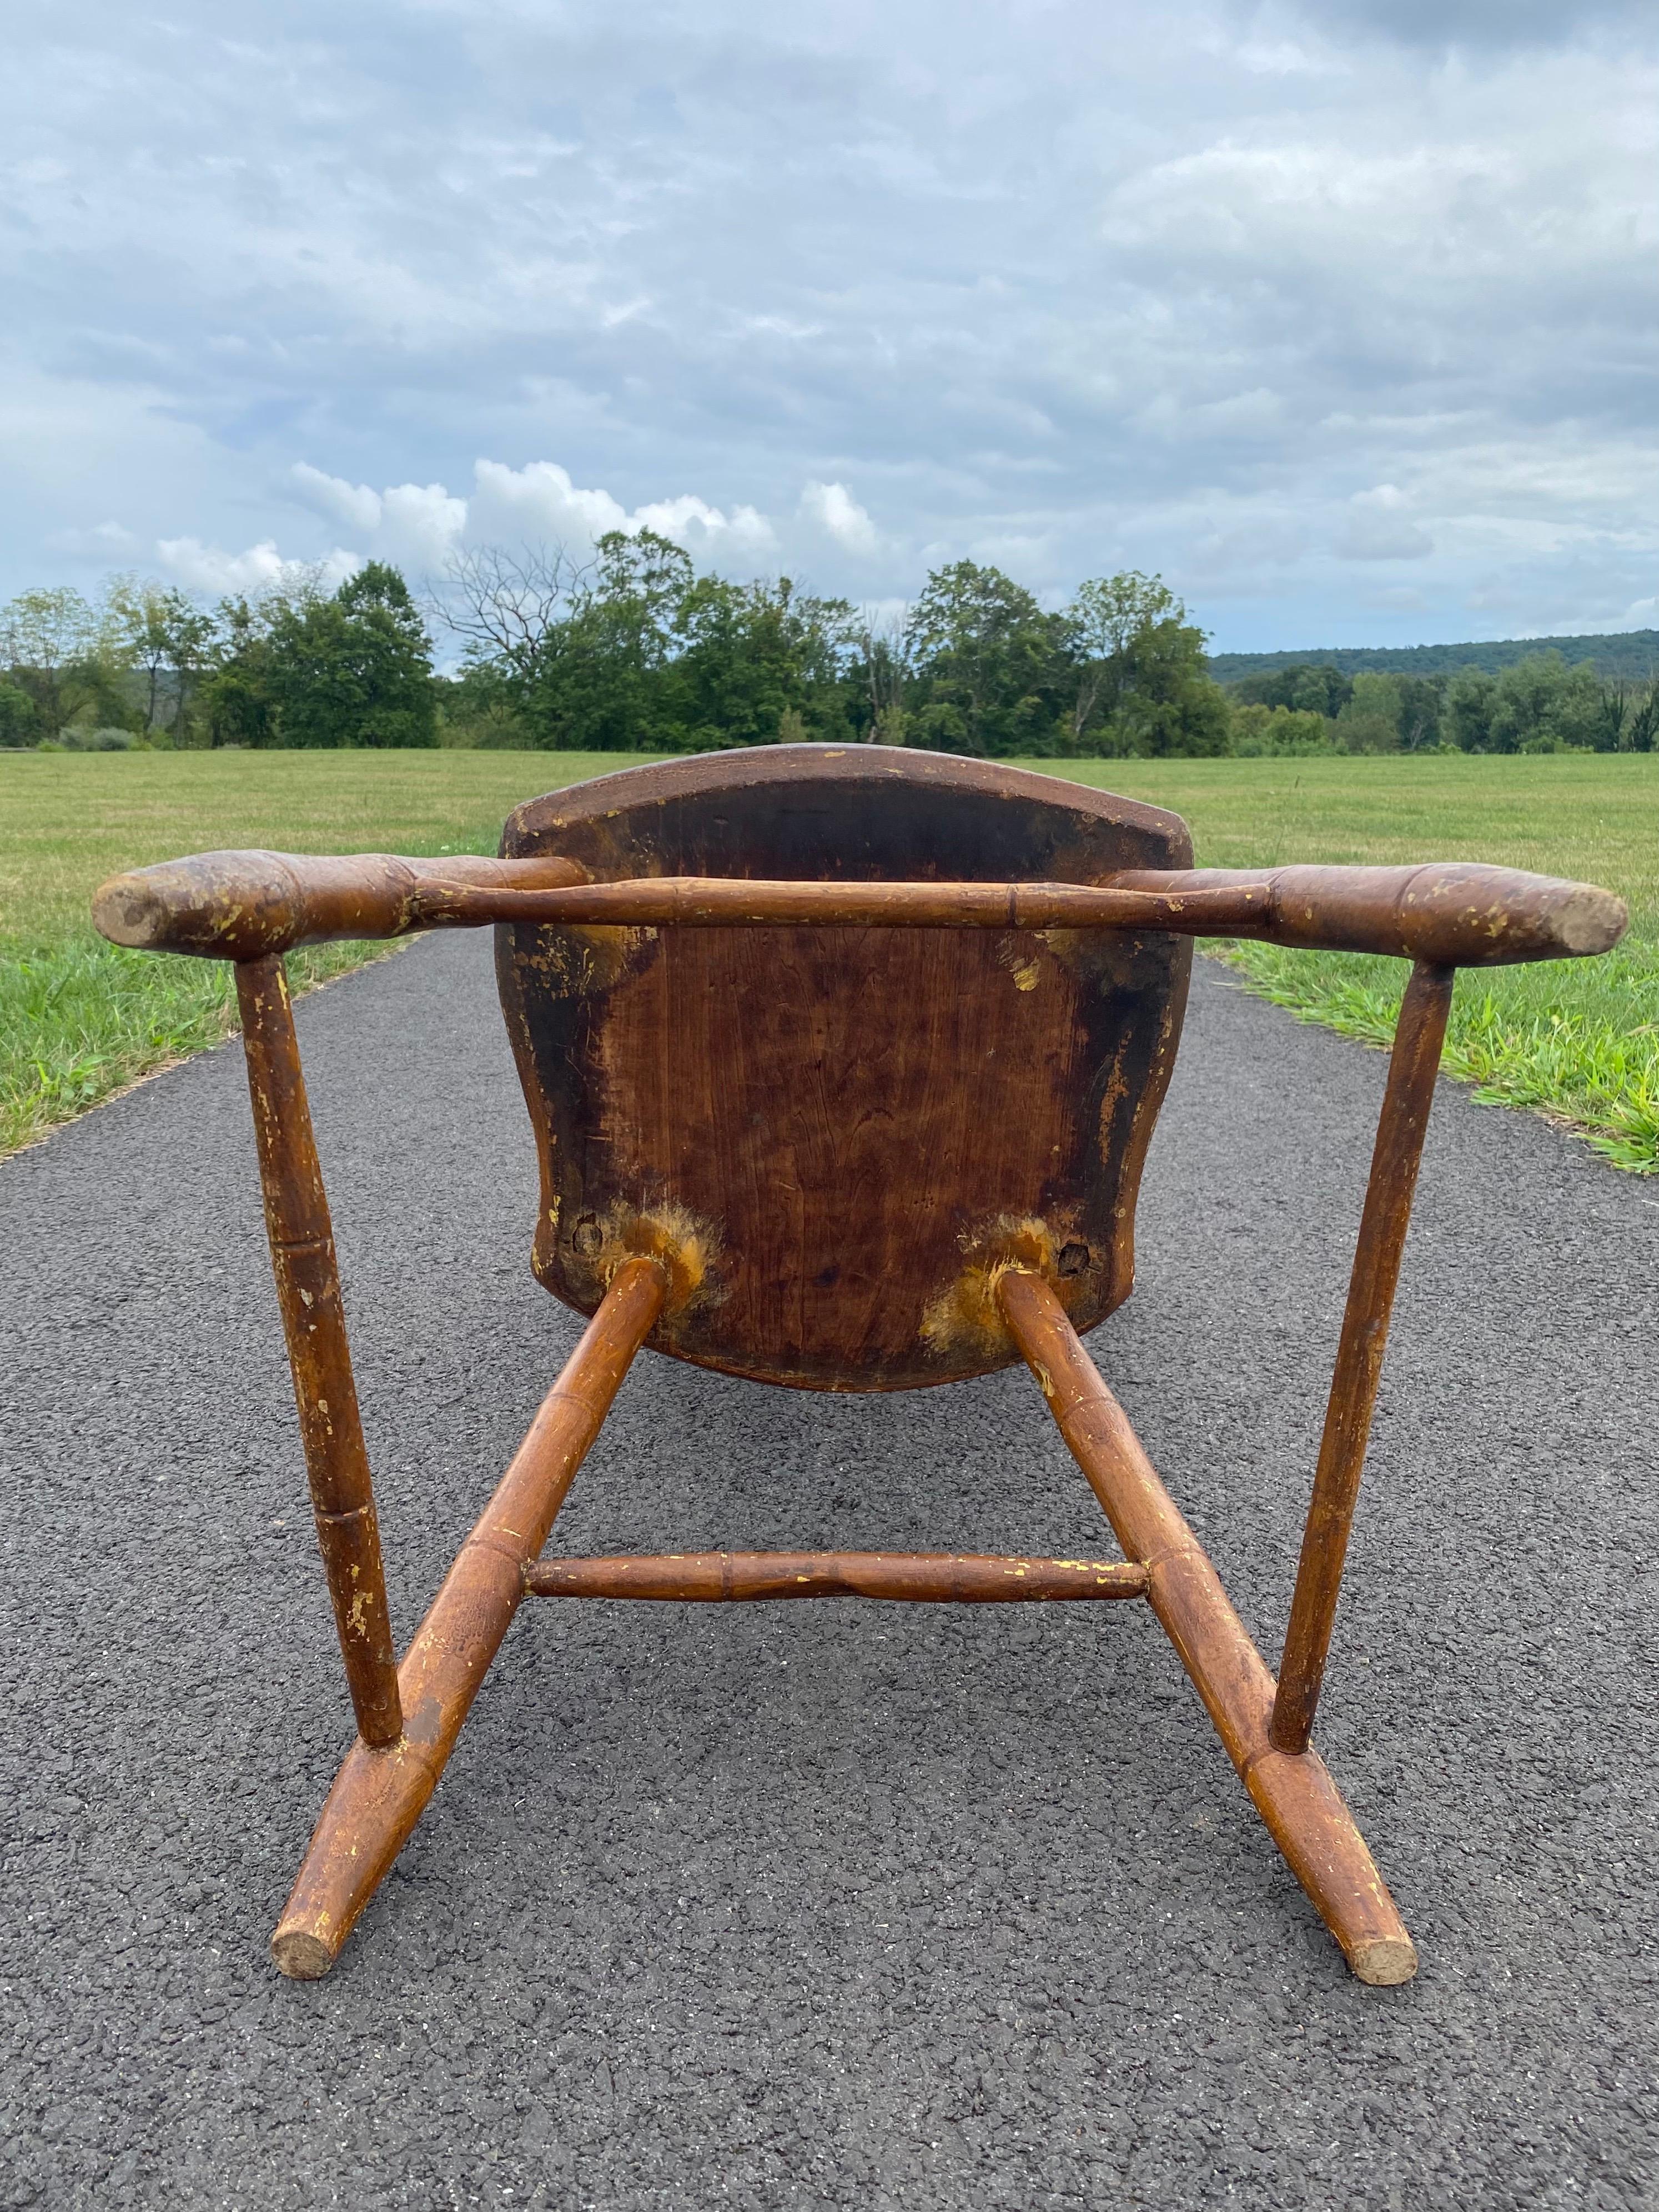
[3,541,1655,757]
[0,564,435,752]
[1230,656,1659,755]
[1210,625,1659,686]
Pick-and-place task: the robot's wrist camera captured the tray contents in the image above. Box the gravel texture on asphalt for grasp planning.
[2,931,1655,2212]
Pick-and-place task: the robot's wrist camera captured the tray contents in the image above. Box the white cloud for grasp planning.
[3,3,1657,647]
[289,463,382,535]
[468,460,631,547]
[632,492,775,554]
[465,460,775,557]
[800,481,881,556]
[155,537,361,597]
[288,464,467,572]
[377,482,469,569]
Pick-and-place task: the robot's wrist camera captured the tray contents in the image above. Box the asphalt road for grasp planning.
[2,933,1655,2211]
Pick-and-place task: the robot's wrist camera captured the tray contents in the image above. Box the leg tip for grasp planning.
[1350,1934,1418,1987]
[271,1926,337,1981]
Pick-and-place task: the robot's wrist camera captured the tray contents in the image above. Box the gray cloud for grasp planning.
[1,0,1655,649]
[1294,0,1652,48]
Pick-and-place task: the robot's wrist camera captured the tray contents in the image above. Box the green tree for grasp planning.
[666,573,858,750]
[436,661,535,748]
[904,561,1064,754]
[1625,679,1659,753]
[159,593,218,743]
[202,563,436,748]
[532,531,695,750]
[1064,572,1179,742]
[1,587,100,732]
[1396,674,1444,751]
[1109,618,1232,757]
[851,611,911,742]
[1335,671,1404,753]
[200,595,283,748]
[1446,667,1497,751]
[1232,663,1353,717]
[106,577,173,730]
[1486,653,1600,753]
[0,679,40,746]
[107,578,216,735]
[1061,573,1231,758]
[271,564,435,748]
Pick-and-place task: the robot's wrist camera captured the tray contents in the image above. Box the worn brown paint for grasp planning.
[234,954,402,1746]
[88,744,1630,1988]
[97,846,1626,968]
[996,1268,1417,1987]
[523,1549,1149,1601]
[495,748,1195,1390]
[94,847,591,959]
[1270,961,1455,1755]
[270,1256,667,1979]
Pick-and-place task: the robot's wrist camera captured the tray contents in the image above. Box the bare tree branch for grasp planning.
[433,543,590,681]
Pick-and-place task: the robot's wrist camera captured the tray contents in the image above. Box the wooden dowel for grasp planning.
[1270,960,1455,1756]
[448,878,1268,935]
[522,1550,1149,1601]
[269,1256,667,1979]
[236,955,402,1748]
[996,1269,1417,1986]
[387,864,1623,964]
[94,853,1626,967]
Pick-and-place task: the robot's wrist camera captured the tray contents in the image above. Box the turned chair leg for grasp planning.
[270,1257,667,1978]
[997,1269,1417,1986]
[1272,960,1453,1754]
[237,955,402,1746]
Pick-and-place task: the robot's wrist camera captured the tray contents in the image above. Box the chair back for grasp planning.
[496,745,1192,1390]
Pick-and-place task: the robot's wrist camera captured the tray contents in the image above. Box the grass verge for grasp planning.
[1052,755,1658,1171]
[2,749,1653,1169]
[0,751,629,1156]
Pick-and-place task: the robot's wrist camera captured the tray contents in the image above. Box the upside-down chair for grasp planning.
[93,746,1626,1983]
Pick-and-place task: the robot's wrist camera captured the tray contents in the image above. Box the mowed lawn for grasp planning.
[1,748,1654,1169]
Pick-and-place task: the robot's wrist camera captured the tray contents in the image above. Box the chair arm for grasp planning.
[92,848,590,960]
[1109,861,1626,967]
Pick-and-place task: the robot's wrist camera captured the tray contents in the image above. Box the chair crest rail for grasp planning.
[95,847,1626,968]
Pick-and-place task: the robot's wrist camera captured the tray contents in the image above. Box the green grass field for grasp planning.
[2,749,1654,1168]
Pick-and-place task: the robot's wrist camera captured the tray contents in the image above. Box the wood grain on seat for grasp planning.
[495,745,1192,1390]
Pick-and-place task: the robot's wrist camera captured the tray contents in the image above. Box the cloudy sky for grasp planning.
[4,0,1656,649]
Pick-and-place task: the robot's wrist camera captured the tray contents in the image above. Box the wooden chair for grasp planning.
[94,745,1626,1984]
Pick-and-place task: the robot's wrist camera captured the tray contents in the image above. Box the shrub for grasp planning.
[0,680,41,747]
[1230,703,1336,757]
[60,725,135,752]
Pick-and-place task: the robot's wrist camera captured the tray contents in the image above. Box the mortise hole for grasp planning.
[1056,1241,1090,1278]
[571,1212,603,1257]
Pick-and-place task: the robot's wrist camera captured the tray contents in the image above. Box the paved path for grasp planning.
[2,934,1655,2211]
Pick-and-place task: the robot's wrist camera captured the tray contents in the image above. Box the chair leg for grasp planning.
[997,1269,1416,1987]
[237,954,402,1746]
[269,1257,668,1979]
[1271,959,1453,1755]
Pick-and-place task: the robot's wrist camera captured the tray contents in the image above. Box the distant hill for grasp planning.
[1206,629,1659,684]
